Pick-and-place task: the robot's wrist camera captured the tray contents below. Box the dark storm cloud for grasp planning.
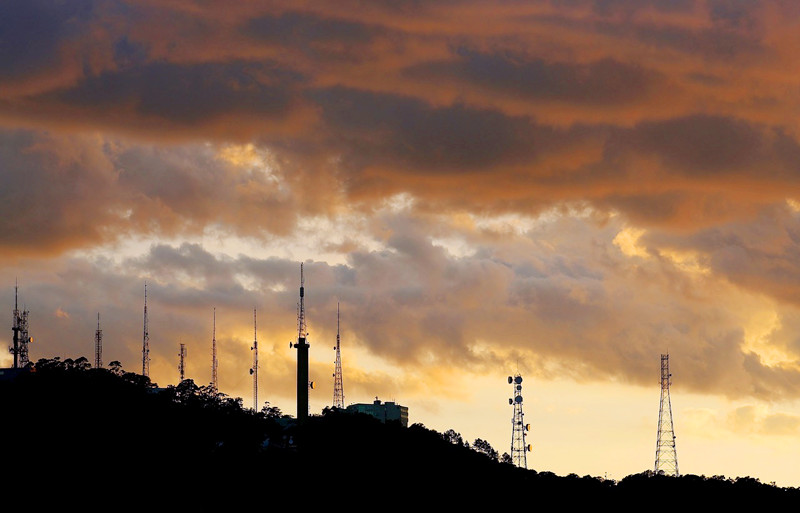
[310,86,560,173]
[405,51,661,105]
[0,0,95,81]
[246,11,384,61]
[42,60,301,126]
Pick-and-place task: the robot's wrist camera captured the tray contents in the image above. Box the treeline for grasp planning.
[1,358,798,509]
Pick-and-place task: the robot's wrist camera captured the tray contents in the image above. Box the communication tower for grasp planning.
[94,313,103,369]
[250,308,259,411]
[211,308,218,392]
[292,263,310,422]
[654,353,679,476]
[142,282,150,377]
[508,373,532,469]
[178,343,186,382]
[9,283,32,368]
[332,302,344,409]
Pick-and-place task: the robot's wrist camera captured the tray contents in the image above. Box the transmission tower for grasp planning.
[94,313,103,369]
[654,353,679,476]
[178,343,186,382]
[332,302,344,409]
[508,373,532,469]
[142,282,150,377]
[292,263,310,422]
[250,308,259,411]
[211,307,218,392]
[9,282,31,368]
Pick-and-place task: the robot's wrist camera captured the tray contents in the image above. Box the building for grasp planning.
[346,398,409,427]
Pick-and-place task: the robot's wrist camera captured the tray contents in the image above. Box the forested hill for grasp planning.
[2,358,798,510]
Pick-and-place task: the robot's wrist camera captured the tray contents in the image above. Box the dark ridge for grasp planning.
[2,357,798,509]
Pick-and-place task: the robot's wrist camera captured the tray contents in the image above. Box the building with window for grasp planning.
[346,398,409,427]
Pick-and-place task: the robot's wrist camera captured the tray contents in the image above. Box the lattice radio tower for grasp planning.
[94,313,103,369]
[508,373,532,469]
[292,263,311,421]
[332,302,345,409]
[250,308,259,411]
[211,307,218,392]
[10,282,32,368]
[142,282,150,377]
[178,343,186,382]
[654,353,679,476]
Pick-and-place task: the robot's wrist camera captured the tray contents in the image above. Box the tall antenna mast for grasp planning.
[332,302,344,409]
[178,343,186,382]
[142,282,149,377]
[211,307,218,392]
[250,308,259,411]
[292,263,310,422]
[508,373,532,469]
[94,313,103,369]
[654,353,679,476]
[10,281,32,369]
[10,281,20,369]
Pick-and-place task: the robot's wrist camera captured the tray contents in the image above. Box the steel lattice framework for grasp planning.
[332,302,344,409]
[142,283,149,377]
[654,353,679,476]
[95,313,102,369]
[10,283,31,369]
[509,374,531,469]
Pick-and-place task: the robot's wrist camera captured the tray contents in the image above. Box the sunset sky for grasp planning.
[2,0,800,485]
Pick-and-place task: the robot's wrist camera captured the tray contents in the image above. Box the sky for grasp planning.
[2,0,800,485]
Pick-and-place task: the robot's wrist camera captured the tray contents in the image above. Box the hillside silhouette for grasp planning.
[2,358,798,510]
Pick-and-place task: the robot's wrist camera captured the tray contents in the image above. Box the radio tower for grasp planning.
[508,373,532,469]
[9,282,32,368]
[654,353,679,476]
[250,308,259,411]
[178,343,186,382]
[94,313,103,369]
[211,308,218,393]
[292,263,310,422]
[332,302,344,409]
[142,282,150,377]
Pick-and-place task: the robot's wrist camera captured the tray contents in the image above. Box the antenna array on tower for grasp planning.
[508,373,532,469]
[654,353,679,476]
[9,283,32,369]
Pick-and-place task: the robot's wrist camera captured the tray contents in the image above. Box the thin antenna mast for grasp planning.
[211,308,218,392]
[9,281,32,368]
[292,263,310,422]
[10,281,20,369]
[654,353,679,476]
[250,308,259,411]
[178,343,186,382]
[95,313,103,369]
[142,282,149,377]
[332,302,344,409]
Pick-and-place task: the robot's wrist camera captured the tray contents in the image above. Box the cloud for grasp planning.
[2,0,800,419]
